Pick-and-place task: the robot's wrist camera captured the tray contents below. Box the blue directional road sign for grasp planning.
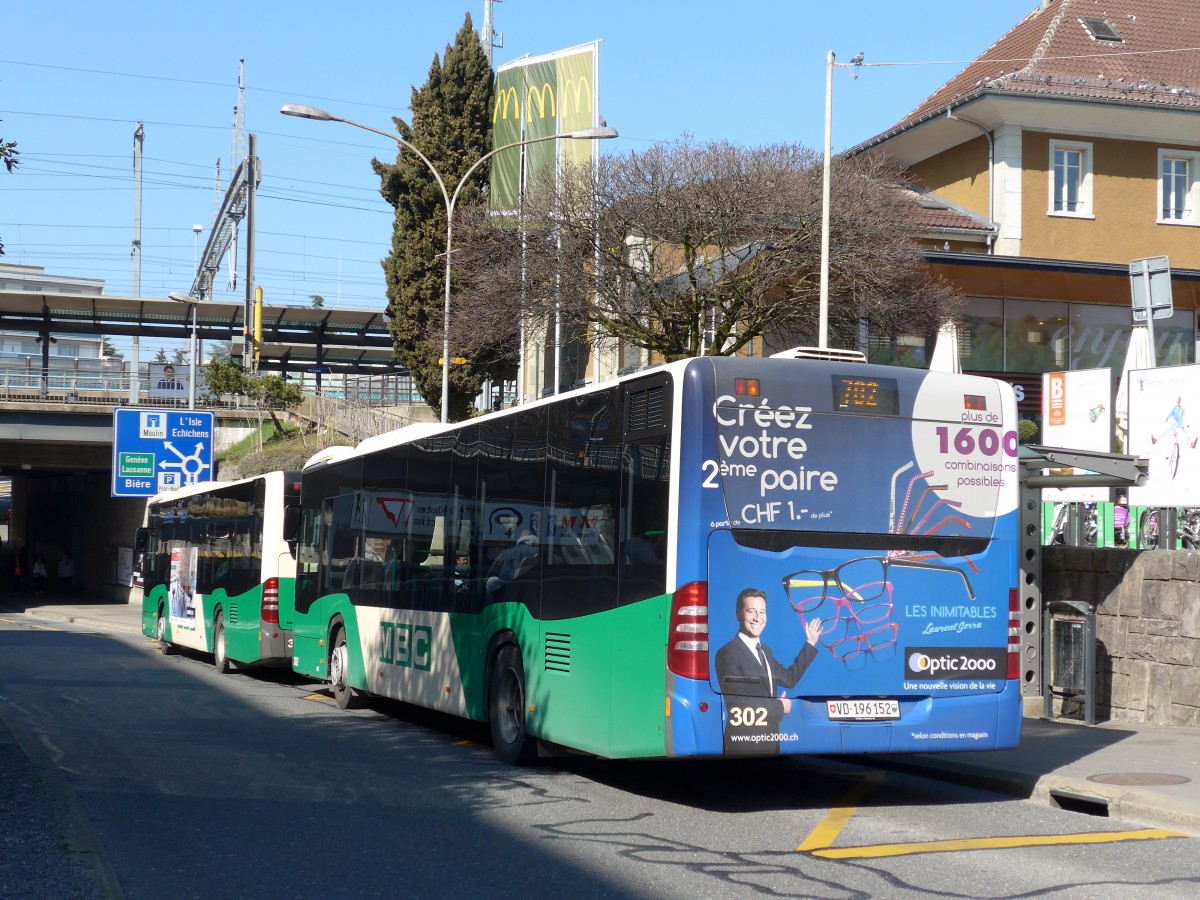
[111,408,214,498]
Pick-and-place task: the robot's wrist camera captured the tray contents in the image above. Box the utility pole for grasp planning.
[130,123,143,404]
[244,134,259,370]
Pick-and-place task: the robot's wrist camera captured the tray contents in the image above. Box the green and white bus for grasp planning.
[138,471,302,672]
[294,354,1021,763]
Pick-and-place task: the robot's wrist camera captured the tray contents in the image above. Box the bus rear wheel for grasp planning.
[213,611,231,674]
[156,607,176,655]
[330,628,358,710]
[489,644,536,765]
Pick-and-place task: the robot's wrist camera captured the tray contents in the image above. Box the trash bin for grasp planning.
[1043,600,1096,725]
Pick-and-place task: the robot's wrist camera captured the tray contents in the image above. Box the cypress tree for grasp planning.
[373,14,494,421]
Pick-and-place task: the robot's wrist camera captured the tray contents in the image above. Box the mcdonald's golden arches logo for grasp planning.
[561,77,592,117]
[526,82,555,122]
[493,86,520,123]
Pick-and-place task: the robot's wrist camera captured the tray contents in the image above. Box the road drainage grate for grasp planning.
[1049,789,1110,817]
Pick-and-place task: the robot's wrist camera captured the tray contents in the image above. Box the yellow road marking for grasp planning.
[797,771,885,851]
[810,827,1188,859]
[799,772,1188,859]
[0,617,18,624]
[303,693,333,703]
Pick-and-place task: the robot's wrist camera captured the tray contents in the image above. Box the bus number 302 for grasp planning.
[727,705,768,726]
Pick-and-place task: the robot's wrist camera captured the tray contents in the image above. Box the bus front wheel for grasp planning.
[489,644,536,765]
[156,608,176,656]
[330,628,358,710]
[213,611,231,674]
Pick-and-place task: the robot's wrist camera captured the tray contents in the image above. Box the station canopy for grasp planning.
[0,288,403,375]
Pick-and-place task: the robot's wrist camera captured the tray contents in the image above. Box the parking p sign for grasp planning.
[112,408,214,497]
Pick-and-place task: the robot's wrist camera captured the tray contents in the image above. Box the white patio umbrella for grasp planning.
[1115,324,1153,453]
[928,320,962,374]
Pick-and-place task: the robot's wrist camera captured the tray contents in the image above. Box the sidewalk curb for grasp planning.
[864,754,1200,837]
[0,603,144,636]
[1031,776,1200,836]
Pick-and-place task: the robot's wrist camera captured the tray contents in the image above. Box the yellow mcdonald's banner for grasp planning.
[558,51,593,170]
[490,43,598,212]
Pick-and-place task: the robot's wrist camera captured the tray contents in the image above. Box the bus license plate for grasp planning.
[827,699,900,721]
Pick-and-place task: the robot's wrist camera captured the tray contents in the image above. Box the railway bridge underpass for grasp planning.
[0,286,408,600]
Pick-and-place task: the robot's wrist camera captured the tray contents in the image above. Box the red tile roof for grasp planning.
[903,187,995,233]
[899,0,1200,129]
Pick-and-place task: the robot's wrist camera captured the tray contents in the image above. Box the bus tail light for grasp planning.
[263,577,280,625]
[668,581,709,680]
[1006,588,1020,680]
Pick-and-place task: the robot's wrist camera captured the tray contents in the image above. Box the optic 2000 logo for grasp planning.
[905,647,1007,680]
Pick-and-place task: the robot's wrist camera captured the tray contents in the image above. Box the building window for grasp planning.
[1158,150,1199,225]
[1048,140,1093,217]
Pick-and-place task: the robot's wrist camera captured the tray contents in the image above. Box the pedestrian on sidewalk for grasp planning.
[11,542,26,594]
[57,552,75,592]
[31,555,47,594]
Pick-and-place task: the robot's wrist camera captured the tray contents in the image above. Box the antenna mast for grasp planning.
[482,0,504,66]
[228,59,246,291]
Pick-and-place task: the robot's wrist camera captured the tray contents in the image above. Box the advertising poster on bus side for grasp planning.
[168,545,197,626]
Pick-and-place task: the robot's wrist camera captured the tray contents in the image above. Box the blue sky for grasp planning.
[1,1,1036,356]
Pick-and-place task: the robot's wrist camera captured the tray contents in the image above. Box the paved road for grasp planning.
[3,607,1199,898]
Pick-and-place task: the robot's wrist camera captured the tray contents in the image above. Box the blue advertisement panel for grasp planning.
[674,358,1020,756]
[111,408,214,497]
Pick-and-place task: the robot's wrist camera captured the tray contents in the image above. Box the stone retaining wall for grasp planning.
[1043,546,1200,726]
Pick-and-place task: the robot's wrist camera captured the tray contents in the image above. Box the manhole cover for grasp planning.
[1088,772,1191,786]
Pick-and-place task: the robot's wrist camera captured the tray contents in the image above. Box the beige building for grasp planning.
[852,0,1200,419]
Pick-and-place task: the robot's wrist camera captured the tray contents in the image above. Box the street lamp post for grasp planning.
[168,292,199,410]
[280,103,617,424]
[819,50,835,350]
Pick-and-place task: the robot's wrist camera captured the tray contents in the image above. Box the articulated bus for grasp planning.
[138,471,302,672]
[293,353,1021,762]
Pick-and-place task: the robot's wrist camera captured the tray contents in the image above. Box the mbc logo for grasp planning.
[379,621,432,671]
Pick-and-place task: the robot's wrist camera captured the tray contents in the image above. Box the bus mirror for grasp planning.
[283,506,302,545]
[133,527,148,554]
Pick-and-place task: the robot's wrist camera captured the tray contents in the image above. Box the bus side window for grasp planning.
[618,438,670,605]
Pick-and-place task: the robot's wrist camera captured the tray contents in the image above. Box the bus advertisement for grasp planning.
[290,355,1021,763]
[677,358,1020,756]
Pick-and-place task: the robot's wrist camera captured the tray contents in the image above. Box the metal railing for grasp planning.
[0,360,422,443]
[295,394,411,442]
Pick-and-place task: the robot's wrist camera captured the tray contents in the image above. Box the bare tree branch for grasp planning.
[454,136,959,367]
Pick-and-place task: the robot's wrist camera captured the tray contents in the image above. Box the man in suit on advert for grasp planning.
[715,587,822,755]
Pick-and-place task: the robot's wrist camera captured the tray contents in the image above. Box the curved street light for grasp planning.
[280,103,618,423]
[168,291,199,410]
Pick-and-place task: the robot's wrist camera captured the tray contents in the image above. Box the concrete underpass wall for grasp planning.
[1042,546,1200,727]
[11,473,146,603]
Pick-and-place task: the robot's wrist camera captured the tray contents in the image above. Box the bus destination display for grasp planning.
[831,374,900,415]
